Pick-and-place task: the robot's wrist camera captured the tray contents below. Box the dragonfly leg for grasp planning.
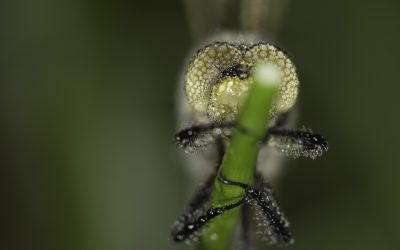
[171,194,248,242]
[262,127,328,159]
[174,123,235,151]
[218,172,293,245]
[249,173,293,245]
[171,173,215,242]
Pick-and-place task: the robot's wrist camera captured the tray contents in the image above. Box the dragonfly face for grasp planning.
[184,42,299,123]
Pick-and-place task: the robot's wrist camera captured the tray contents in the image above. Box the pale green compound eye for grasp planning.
[184,42,299,122]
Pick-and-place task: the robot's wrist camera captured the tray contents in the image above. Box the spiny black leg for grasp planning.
[171,173,216,242]
[171,196,248,242]
[218,173,293,245]
[263,127,328,159]
[250,173,293,245]
[174,123,235,151]
[266,127,328,150]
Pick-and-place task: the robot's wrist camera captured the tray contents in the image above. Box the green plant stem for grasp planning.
[198,67,280,250]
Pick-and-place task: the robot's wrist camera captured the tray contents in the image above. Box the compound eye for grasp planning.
[184,43,242,113]
[245,44,299,113]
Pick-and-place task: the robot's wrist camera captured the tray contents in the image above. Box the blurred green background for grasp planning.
[1,0,400,250]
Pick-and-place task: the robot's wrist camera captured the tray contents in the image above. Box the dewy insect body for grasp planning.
[171,39,328,248]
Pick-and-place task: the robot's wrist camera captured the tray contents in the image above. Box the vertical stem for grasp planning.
[198,64,281,250]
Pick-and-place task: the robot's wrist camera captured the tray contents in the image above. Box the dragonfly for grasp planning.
[171,0,328,248]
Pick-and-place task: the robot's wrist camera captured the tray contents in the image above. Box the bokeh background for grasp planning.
[1,0,400,250]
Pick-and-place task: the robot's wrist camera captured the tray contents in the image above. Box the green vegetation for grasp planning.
[198,63,281,250]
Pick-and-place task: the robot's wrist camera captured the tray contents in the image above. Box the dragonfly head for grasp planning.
[184,42,299,123]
